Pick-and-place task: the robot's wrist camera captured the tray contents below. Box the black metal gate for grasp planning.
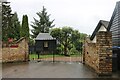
[29,51,83,63]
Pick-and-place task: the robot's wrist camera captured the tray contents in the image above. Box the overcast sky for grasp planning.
[7,0,119,35]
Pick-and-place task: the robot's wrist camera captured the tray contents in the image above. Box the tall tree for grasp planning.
[51,27,73,56]
[10,12,21,40]
[71,30,81,51]
[51,27,87,55]
[21,15,29,40]
[50,28,62,42]
[2,1,13,42]
[61,27,73,56]
[31,6,55,38]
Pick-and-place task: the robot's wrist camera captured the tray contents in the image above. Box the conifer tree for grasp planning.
[2,1,13,42]
[11,12,20,40]
[21,15,29,40]
[31,6,55,38]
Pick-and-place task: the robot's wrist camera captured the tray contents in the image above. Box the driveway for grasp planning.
[2,61,120,78]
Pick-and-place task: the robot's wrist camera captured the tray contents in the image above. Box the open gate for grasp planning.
[29,52,83,63]
[29,33,83,63]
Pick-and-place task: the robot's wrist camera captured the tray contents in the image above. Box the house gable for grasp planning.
[90,20,109,43]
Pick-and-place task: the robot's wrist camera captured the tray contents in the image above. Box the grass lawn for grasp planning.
[29,54,63,60]
[29,53,82,60]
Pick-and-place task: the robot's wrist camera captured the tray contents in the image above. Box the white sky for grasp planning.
[7,0,119,35]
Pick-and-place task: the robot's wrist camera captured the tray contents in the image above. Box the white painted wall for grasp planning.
[92,36,96,43]
[99,25,107,32]
[91,25,107,43]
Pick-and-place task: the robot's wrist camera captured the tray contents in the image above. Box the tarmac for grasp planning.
[2,61,120,78]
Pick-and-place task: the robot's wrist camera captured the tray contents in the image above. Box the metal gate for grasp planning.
[29,52,83,63]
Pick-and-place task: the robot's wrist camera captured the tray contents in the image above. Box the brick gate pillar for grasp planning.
[96,31,112,75]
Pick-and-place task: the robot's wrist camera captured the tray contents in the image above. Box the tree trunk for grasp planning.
[64,45,67,56]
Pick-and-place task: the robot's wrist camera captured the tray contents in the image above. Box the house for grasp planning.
[108,1,120,48]
[83,20,112,75]
[83,1,120,75]
[107,1,120,71]
[35,33,56,54]
[90,20,109,43]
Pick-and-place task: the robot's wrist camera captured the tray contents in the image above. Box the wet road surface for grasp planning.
[2,61,120,78]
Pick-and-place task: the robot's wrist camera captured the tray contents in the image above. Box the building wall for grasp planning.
[35,40,56,54]
[91,36,96,43]
[110,1,120,47]
[91,25,107,43]
[2,38,29,62]
[84,39,99,71]
[84,31,112,75]
[99,25,107,32]
[96,32,112,75]
[0,47,1,63]
[109,1,120,71]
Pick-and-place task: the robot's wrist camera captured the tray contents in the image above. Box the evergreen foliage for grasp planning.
[11,12,21,40]
[2,2,13,42]
[31,6,55,38]
[21,15,29,40]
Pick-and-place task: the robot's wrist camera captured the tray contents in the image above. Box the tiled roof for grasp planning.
[35,33,55,40]
[107,1,120,46]
[107,1,120,31]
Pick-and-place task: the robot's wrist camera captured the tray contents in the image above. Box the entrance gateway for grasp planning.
[29,33,83,63]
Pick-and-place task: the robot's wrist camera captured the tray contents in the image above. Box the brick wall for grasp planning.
[84,31,112,75]
[96,31,112,75]
[84,38,99,72]
[0,41,2,62]
[0,48,1,63]
[2,38,29,62]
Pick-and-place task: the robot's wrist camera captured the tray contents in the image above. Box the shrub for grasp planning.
[70,47,79,55]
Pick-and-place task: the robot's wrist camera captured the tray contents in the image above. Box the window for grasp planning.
[44,41,48,47]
